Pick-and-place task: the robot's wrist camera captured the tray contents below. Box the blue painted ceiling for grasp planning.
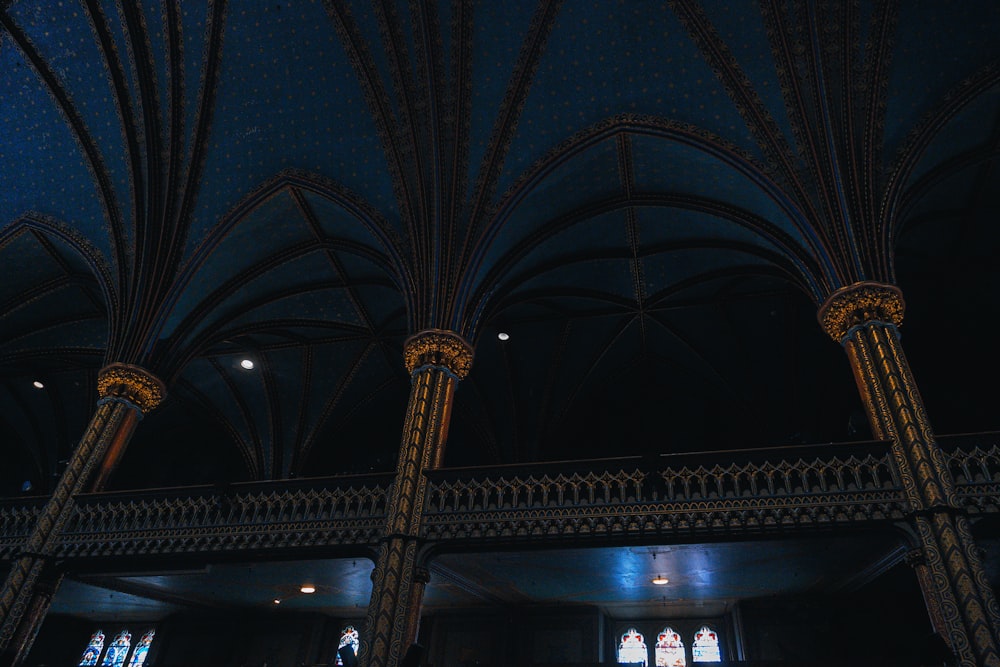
[1,0,998,491]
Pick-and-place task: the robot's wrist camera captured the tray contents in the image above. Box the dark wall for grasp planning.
[422,606,604,667]
[739,564,946,666]
[25,614,95,667]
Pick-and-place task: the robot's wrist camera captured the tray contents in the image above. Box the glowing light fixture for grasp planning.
[240,359,255,370]
[300,585,316,594]
[651,575,669,585]
[32,381,44,389]
[497,332,510,341]
[273,598,281,604]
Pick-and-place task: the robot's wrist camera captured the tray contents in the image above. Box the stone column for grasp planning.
[819,281,1000,667]
[361,330,472,667]
[0,363,165,665]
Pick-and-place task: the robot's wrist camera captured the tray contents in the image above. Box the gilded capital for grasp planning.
[403,329,474,379]
[97,363,167,414]
[817,281,904,342]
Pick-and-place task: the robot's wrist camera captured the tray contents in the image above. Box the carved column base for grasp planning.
[361,538,423,667]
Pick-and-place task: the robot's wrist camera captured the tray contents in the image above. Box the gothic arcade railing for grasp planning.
[420,441,908,544]
[0,500,42,560]
[940,432,1000,514]
[1,434,999,561]
[0,473,392,561]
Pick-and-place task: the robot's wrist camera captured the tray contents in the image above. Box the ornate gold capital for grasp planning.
[817,281,904,341]
[403,329,474,379]
[97,363,166,414]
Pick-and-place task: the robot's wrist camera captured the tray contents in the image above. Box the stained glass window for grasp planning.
[335,625,360,666]
[691,626,721,662]
[655,627,686,667]
[79,629,105,666]
[126,630,155,667]
[101,630,131,667]
[618,628,648,666]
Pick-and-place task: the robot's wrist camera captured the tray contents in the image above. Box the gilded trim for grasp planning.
[817,281,905,342]
[403,329,474,379]
[97,363,166,414]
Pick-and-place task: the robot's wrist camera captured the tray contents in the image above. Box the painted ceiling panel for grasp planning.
[223,285,369,334]
[171,355,278,479]
[632,206,784,256]
[884,0,1000,158]
[628,135,796,240]
[0,287,105,351]
[6,1,134,244]
[695,1,793,154]
[641,246,777,292]
[465,0,543,206]
[0,232,67,302]
[501,2,754,198]
[163,191,322,338]
[185,255,359,339]
[489,208,632,291]
[507,257,638,307]
[471,137,623,294]
[188,0,395,256]
[901,85,1000,192]
[298,189,397,256]
[175,1,210,172]
[897,169,981,247]
[345,281,406,330]
[0,43,110,255]
[334,0,402,126]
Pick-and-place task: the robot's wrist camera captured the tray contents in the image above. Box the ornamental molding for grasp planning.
[817,282,905,342]
[97,363,166,414]
[0,439,997,561]
[403,329,474,378]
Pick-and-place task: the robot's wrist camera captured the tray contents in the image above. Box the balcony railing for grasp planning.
[0,434,997,561]
[420,441,907,543]
[941,432,1000,514]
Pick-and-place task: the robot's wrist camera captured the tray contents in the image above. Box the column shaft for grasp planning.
[821,283,1000,667]
[361,331,471,667]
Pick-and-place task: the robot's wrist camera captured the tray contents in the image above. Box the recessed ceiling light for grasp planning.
[240,359,254,370]
[273,598,281,604]
[651,575,669,585]
[300,585,316,594]
[497,332,510,341]
[32,381,44,389]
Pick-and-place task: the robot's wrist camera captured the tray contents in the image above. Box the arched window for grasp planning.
[101,630,131,667]
[335,625,360,666]
[78,630,105,666]
[655,627,686,667]
[691,626,721,663]
[126,630,155,667]
[618,628,648,666]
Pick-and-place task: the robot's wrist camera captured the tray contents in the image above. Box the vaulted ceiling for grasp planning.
[1,0,998,498]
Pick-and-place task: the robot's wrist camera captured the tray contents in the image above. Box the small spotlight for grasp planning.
[32,381,44,389]
[240,359,255,370]
[651,575,669,585]
[273,598,281,605]
[300,585,316,594]
[497,332,510,341]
